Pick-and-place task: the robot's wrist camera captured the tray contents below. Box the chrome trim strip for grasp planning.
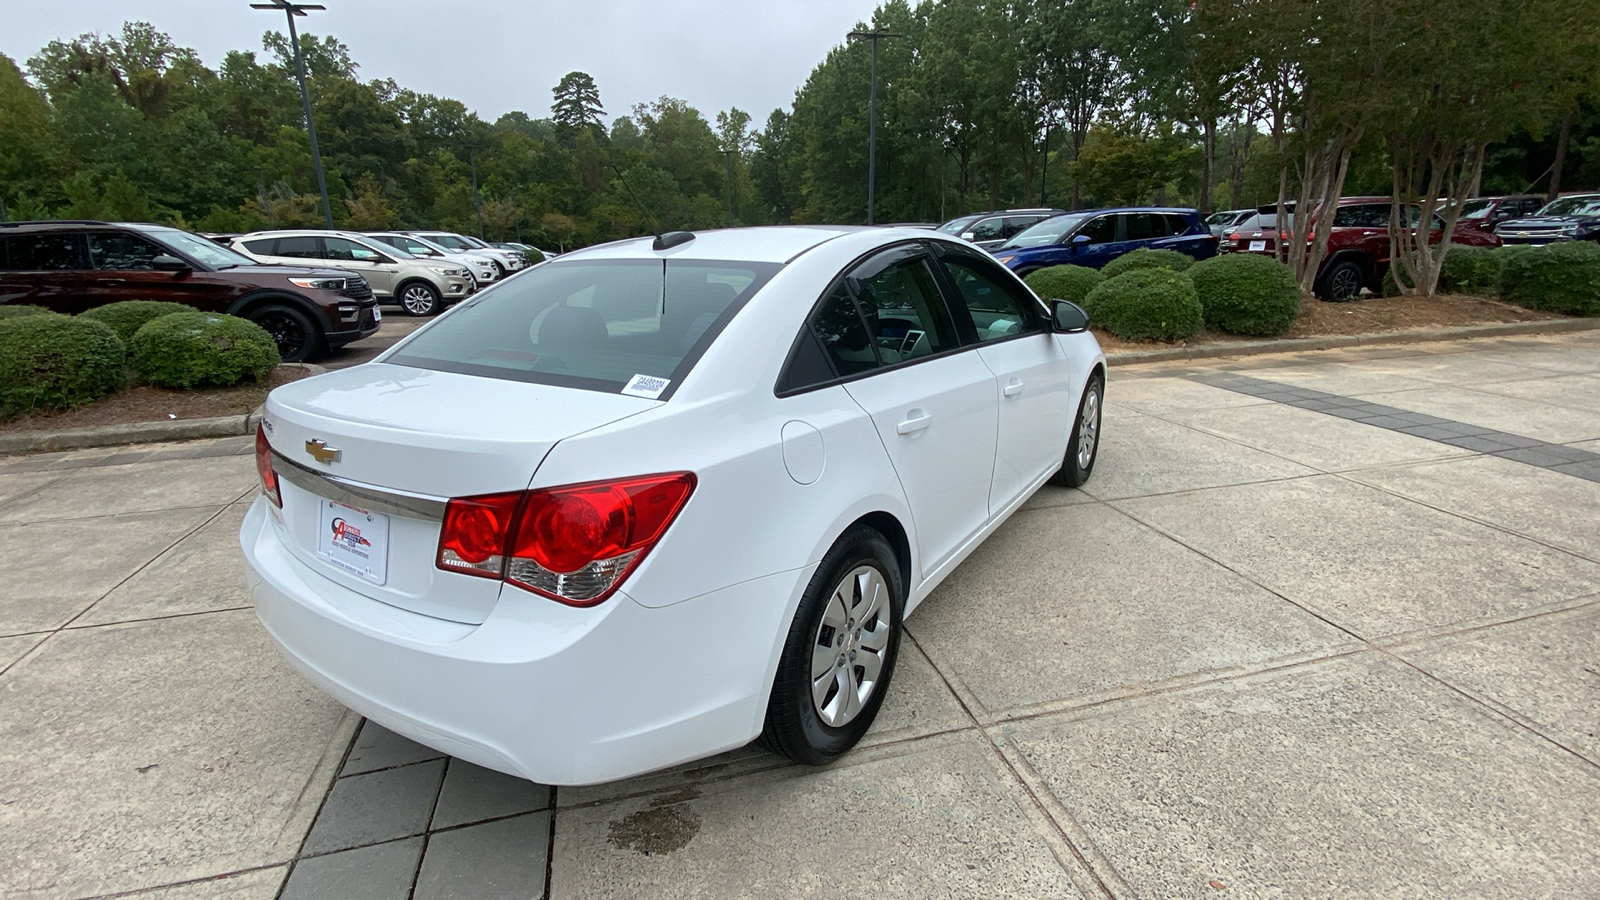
[271,450,448,521]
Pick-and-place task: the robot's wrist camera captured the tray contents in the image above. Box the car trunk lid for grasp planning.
[260,363,657,623]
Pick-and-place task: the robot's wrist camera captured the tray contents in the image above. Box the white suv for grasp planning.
[363,232,498,287]
[232,230,473,316]
[408,231,526,276]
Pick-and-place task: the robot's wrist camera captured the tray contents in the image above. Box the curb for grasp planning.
[3,323,1598,454]
[0,362,323,455]
[1104,316,1600,366]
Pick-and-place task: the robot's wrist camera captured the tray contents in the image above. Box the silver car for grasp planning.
[231,230,473,316]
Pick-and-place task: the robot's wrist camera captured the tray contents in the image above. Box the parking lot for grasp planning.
[2,332,1598,899]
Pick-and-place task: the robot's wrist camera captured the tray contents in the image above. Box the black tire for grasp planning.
[1051,372,1103,488]
[761,526,903,766]
[397,281,441,317]
[249,304,324,363]
[490,260,508,277]
[1316,259,1364,302]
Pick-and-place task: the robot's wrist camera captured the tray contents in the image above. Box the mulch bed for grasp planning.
[1090,293,1562,352]
[0,366,313,434]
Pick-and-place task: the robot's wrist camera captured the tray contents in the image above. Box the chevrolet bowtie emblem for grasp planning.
[305,439,342,465]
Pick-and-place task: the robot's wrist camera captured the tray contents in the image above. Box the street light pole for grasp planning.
[250,0,334,228]
[469,145,484,239]
[847,30,903,226]
[723,150,735,226]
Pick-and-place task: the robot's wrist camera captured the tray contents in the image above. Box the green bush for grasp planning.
[80,300,197,343]
[1187,253,1300,336]
[0,304,51,321]
[1024,265,1104,309]
[1083,269,1204,342]
[1497,242,1600,316]
[1488,244,1539,296]
[1436,245,1499,295]
[0,313,126,417]
[1101,248,1196,280]
[130,312,281,388]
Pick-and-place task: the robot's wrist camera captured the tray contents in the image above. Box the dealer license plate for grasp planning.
[317,499,390,585]
[1248,240,1267,251]
[372,307,382,322]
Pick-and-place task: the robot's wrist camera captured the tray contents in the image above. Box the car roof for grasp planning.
[235,229,376,239]
[553,225,869,265]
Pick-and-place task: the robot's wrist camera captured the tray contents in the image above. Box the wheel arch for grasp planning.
[394,277,441,298]
[226,290,324,323]
[850,510,912,593]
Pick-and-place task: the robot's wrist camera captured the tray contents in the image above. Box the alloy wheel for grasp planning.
[809,565,892,728]
[1076,384,1101,470]
[402,285,438,315]
[256,311,306,360]
[1330,266,1361,301]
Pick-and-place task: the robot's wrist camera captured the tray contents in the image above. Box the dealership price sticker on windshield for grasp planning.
[621,373,671,399]
[318,499,390,585]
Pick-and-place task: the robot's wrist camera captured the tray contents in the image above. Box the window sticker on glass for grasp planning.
[621,373,671,399]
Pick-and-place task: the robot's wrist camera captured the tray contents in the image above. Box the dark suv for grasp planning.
[0,220,379,361]
[936,208,1067,250]
[992,207,1218,275]
[1494,193,1600,245]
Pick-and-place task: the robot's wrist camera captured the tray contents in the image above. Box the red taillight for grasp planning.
[1227,232,1242,242]
[435,473,696,606]
[437,492,522,577]
[255,424,281,507]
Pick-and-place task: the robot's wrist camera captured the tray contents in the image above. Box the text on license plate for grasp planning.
[317,499,390,585]
[1248,240,1268,251]
[372,307,382,322]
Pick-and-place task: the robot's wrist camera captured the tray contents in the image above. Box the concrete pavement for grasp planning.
[2,332,1598,898]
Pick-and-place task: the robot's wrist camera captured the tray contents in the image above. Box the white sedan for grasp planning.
[240,226,1106,785]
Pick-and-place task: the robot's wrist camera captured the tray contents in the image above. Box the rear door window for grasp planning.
[388,258,779,399]
[323,237,386,262]
[87,233,164,270]
[1122,213,1170,241]
[967,217,1005,242]
[275,236,322,259]
[4,233,87,270]
[242,238,276,255]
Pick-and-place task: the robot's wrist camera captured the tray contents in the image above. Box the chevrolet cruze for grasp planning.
[241,226,1106,785]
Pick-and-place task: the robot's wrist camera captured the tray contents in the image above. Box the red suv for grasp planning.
[1223,198,1499,301]
[0,220,380,361]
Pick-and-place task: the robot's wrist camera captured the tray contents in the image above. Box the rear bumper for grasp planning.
[239,497,808,785]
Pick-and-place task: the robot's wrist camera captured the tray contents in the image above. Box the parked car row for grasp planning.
[0,219,379,361]
[933,190,1600,303]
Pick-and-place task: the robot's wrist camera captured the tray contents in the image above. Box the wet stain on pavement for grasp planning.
[607,800,702,855]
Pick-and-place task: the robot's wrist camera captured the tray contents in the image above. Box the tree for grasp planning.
[551,71,604,136]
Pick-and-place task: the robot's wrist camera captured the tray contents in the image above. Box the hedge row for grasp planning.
[1029,252,1300,342]
[0,302,280,418]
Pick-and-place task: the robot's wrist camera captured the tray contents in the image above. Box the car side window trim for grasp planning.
[774,240,983,399]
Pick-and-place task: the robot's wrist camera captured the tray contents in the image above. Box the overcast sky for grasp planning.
[2,0,882,124]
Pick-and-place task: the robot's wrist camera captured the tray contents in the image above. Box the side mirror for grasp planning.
[1070,234,1092,246]
[960,232,976,241]
[150,254,191,272]
[1051,299,1090,333]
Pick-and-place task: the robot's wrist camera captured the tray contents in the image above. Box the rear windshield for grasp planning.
[387,257,780,399]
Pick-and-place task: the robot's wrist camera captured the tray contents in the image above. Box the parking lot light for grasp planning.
[249,0,336,229]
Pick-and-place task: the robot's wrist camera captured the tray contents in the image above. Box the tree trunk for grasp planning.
[1548,112,1572,203]
[1200,117,1216,214]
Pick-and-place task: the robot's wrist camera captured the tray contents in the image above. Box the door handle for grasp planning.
[896,413,933,435]
[1003,379,1025,398]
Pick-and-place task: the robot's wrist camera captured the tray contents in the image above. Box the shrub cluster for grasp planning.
[1084,268,1204,342]
[130,312,281,388]
[0,313,126,417]
[1187,253,1300,336]
[1497,241,1600,316]
[1024,265,1103,308]
[1100,248,1195,279]
[80,300,197,343]
[0,304,51,321]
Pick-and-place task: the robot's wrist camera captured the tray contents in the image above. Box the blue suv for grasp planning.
[991,208,1219,276]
